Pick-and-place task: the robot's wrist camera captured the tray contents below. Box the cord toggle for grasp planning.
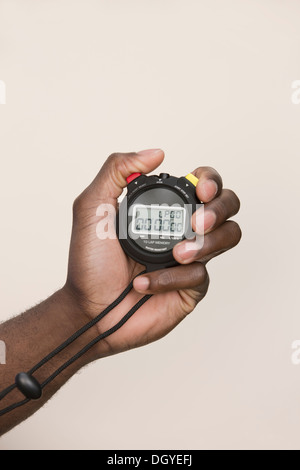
[15,372,42,400]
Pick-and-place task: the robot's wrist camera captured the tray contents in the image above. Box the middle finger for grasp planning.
[192,188,240,235]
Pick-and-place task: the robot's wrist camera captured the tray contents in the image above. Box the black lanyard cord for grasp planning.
[41,293,152,389]
[0,272,151,418]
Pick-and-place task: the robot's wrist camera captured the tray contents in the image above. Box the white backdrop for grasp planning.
[0,0,300,450]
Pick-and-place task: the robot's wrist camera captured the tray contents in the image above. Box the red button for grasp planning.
[126,173,141,184]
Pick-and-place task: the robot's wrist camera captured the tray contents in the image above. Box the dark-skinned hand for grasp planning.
[66,149,241,359]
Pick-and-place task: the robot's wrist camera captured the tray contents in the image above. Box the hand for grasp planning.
[64,149,241,360]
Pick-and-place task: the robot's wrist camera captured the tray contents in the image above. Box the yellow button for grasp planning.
[185,173,199,187]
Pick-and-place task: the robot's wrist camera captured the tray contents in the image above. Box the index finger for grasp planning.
[191,166,223,203]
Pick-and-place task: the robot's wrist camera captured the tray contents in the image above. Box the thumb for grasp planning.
[86,149,165,207]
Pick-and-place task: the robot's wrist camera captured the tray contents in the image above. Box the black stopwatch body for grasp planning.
[117,172,201,271]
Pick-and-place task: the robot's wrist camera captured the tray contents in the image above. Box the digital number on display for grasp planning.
[131,205,186,236]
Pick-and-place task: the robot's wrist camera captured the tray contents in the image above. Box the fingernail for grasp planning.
[201,180,218,201]
[175,241,199,262]
[137,149,162,156]
[134,276,150,291]
[194,209,216,234]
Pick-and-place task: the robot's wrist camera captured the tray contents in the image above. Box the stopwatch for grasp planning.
[117,172,201,271]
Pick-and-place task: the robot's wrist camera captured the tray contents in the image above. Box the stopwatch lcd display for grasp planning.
[117,179,200,269]
[131,205,186,237]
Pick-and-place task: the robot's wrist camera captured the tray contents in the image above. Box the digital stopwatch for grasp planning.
[117,172,201,271]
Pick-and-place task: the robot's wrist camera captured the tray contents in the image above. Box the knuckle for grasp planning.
[195,263,209,285]
[72,193,85,215]
[186,263,208,288]
[202,231,216,254]
[196,165,217,174]
[193,166,219,179]
[103,153,126,188]
[191,265,210,304]
[211,195,228,221]
[202,269,210,293]
[226,220,242,246]
[106,152,136,184]
[156,270,175,289]
[72,187,93,216]
[107,152,122,162]
[106,152,123,173]
[223,189,241,214]
[202,166,223,186]
[212,189,241,221]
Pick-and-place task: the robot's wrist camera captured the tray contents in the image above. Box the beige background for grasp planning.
[0,0,299,450]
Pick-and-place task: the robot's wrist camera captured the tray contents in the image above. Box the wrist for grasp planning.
[54,287,100,365]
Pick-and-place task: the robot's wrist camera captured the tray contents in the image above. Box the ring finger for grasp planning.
[174,220,242,264]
